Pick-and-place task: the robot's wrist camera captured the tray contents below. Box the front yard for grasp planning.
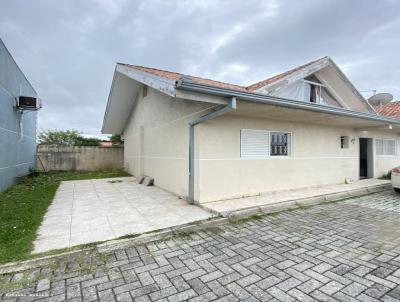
[1,191,400,301]
[0,171,129,264]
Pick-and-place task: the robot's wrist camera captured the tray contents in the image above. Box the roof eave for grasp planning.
[101,66,118,134]
[326,58,375,113]
[175,80,400,126]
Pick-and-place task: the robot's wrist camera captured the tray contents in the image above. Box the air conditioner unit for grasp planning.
[16,96,42,110]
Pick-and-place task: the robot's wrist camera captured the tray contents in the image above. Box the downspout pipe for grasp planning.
[188,96,237,203]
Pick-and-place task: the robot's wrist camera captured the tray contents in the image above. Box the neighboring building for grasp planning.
[102,56,400,204]
[376,101,400,119]
[0,39,39,191]
[99,140,113,147]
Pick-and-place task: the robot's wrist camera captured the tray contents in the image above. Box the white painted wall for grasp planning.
[195,113,400,203]
[123,86,215,197]
[123,88,400,203]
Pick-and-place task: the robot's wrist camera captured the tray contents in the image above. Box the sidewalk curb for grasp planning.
[0,217,227,275]
[0,248,95,275]
[221,184,391,219]
[96,217,228,253]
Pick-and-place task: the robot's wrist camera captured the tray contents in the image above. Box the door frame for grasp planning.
[359,137,374,179]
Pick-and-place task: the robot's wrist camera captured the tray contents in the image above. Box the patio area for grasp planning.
[34,177,214,253]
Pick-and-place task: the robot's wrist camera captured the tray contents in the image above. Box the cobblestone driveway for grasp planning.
[1,191,400,301]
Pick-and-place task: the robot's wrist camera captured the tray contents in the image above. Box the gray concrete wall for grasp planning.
[37,145,124,171]
[0,39,38,191]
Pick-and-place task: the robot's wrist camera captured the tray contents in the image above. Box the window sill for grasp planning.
[241,156,292,160]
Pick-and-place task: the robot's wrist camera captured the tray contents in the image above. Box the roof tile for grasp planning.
[376,102,400,119]
[121,64,247,92]
[119,57,327,93]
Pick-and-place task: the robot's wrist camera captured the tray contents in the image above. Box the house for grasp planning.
[0,39,40,191]
[102,56,400,204]
[376,101,400,119]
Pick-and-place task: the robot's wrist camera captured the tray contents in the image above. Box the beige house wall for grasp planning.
[362,129,400,177]
[123,87,215,197]
[195,115,400,203]
[123,88,400,203]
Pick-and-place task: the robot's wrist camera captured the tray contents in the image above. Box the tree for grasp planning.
[109,134,124,146]
[38,130,100,146]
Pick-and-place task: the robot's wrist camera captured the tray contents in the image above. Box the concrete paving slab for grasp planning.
[201,178,391,215]
[33,177,214,253]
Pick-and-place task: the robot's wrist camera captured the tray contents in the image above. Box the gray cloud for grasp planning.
[1,0,399,137]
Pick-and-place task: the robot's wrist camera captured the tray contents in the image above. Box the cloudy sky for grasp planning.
[1,0,399,137]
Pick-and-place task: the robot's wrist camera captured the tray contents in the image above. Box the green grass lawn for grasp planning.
[0,170,129,265]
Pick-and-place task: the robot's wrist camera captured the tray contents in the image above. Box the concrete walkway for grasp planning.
[201,178,391,215]
[34,177,214,253]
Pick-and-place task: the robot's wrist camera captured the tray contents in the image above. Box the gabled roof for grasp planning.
[119,63,248,92]
[103,57,381,134]
[376,102,400,119]
[119,57,328,93]
[246,57,327,91]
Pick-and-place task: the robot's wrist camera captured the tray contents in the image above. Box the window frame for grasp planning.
[376,138,397,156]
[240,129,293,159]
[302,79,325,104]
[340,136,349,149]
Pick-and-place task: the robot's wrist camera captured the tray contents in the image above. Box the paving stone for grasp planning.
[97,278,126,291]
[287,288,315,302]
[4,191,400,302]
[206,280,230,298]
[113,281,142,295]
[182,269,206,281]
[167,289,197,301]
[387,286,400,300]
[99,288,115,302]
[36,278,51,292]
[82,286,98,301]
[130,284,159,298]
[199,270,224,283]
[82,275,109,288]
[268,286,296,302]
[364,283,391,298]
[341,282,367,297]
[236,274,262,288]
[67,283,81,300]
[188,291,218,302]
[149,286,177,300]
[296,278,322,294]
[319,280,345,295]
[115,291,133,302]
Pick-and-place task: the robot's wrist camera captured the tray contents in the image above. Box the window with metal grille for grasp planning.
[240,130,291,158]
[376,139,396,155]
[271,132,291,156]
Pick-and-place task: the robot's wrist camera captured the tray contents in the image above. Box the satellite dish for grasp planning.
[368,93,393,107]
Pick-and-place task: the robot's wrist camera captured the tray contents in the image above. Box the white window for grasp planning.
[376,139,396,156]
[240,129,291,158]
[240,129,270,158]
